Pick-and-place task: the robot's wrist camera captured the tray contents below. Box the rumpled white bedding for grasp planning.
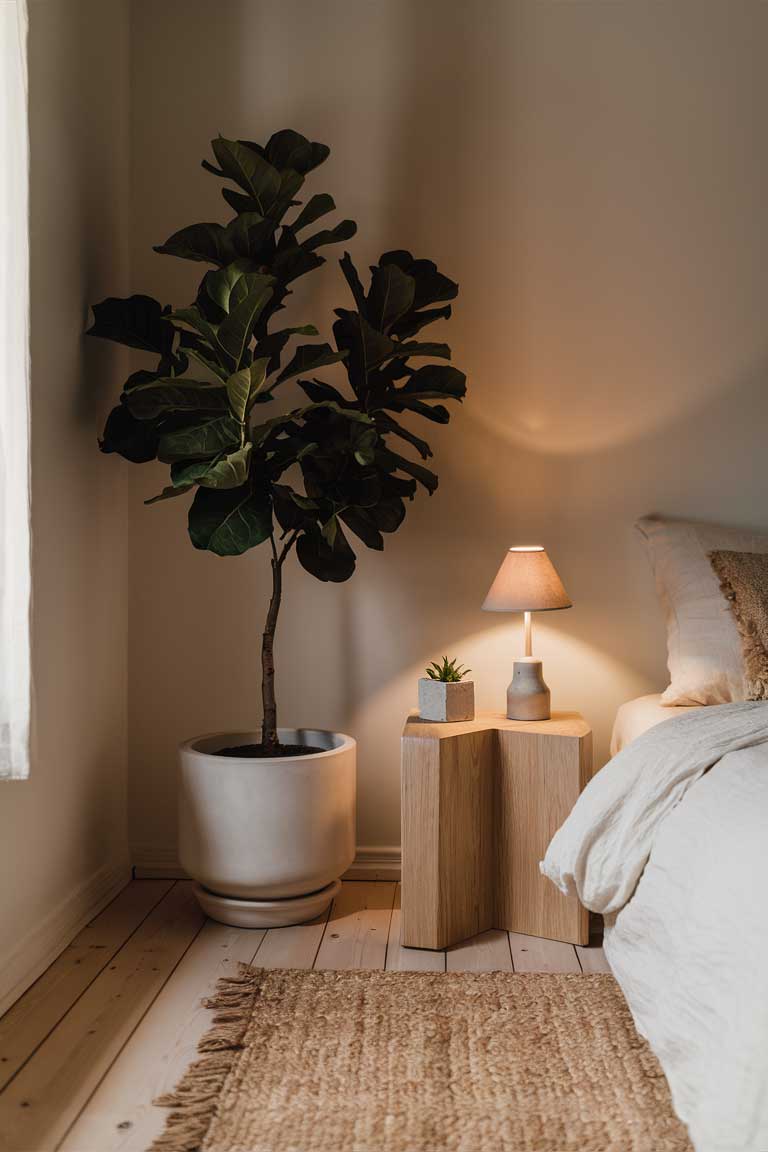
[542,702,768,1152]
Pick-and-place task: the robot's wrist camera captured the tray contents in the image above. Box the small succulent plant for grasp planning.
[425,657,471,683]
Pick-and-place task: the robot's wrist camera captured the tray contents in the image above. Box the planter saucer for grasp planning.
[192,879,341,929]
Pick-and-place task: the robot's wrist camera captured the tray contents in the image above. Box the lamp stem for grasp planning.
[524,610,532,657]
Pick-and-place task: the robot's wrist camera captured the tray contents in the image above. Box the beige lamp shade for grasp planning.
[482,546,572,612]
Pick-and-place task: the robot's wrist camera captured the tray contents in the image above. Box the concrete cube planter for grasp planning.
[418,678,475,723]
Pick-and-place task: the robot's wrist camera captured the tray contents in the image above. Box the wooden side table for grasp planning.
[401,710,591,950]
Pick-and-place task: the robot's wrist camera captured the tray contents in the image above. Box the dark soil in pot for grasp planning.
[216,743,326,758]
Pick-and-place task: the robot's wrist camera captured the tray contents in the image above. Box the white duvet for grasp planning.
[542,702,768,1152]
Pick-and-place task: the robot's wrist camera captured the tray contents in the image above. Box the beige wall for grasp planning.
[127,0,768,860]
[0,0,131,1010]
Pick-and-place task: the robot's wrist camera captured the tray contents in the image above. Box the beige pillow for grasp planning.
[635,516,768,705]
[709,551,768,701]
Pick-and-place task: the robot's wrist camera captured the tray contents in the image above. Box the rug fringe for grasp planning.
[149,963,262,1152]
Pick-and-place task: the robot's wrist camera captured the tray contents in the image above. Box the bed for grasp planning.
[609,692,703,754]
[543,516,768,1149]
[543,699,768,1152]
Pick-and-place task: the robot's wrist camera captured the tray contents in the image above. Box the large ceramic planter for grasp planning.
[179,728,356,928]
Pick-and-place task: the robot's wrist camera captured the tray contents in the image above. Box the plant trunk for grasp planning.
[261,551,282,753]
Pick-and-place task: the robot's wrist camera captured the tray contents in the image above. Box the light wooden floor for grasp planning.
[0,879,609,1152]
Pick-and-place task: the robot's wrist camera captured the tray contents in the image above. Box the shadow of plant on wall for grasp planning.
[87,130,467,754]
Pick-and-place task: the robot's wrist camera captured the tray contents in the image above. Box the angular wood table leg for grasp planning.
[495,727,591,945]
[401,727,496,950]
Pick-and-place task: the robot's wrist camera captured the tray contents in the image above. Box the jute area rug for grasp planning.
[151,965,692,1152]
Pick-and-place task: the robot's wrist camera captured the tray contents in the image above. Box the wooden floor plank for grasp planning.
[446,930,513,972]
[0,882,172,1093]
[314,882,395,971]
[508,932,581,973]
[59,919,263,1152]
[576,944,612,973]
[251,910,329,971]
[0,883,204,1152]
[385,886,445,972]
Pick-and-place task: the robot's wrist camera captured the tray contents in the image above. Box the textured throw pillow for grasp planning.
[709,551,768,701]
[635,516,768,705]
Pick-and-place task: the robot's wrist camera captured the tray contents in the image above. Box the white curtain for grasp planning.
[0,0,31,779]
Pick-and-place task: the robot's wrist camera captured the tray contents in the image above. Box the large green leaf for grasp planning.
[220,188,262,216]
[332,310,394,397]
[275,343,347,385]
[298,401,374,425]
[166,307,219,348]
[388,341,451,360]
[125,379,229,420]
[203,257,268,314]
[169,447,253,492]
[271,484,320,532]
[87,295,172,355]
[188,483,272,556]
[296,378,347,404]
[369,492,408,531]
[271,169,305,220]
[339,507,384,550]
[398,364,466,401]
[122,368,161,392]
[385,395,451,423]
[250,412,296,450]
[145,484,194,506]
[268,436,319,474]
[379,251,458,309]
[325,466,382,510]
[377,447,438,493]
[216,278,274,366]
[254,324,318,375]
[302,219,357,252]
[366,264,415,333]
[376,414,433,459]
[183,345,229,382]
[211,138,281,213]
[226,358,270,421]
[265,129,329,174]
[271,236,325,284]
[390,304,452,341]
[225,213,274,260]
[381,473,418,500]
[350,422,378,465]
[296,523,356,582]
[99,404,160,462]
[197,444,252,490]
[154,223,230,265]
[156,215,273,266]
[339,253,366,311]
[158,415,241,463]
[291,193,335,233]
[171,458,220,487]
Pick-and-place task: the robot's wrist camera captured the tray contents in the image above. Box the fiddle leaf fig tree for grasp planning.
[88,130,467,755]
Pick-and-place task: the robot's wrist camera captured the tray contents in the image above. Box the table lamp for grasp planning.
[482,546,572,720]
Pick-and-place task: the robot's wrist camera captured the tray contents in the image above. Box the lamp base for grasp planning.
[507,658,551,721]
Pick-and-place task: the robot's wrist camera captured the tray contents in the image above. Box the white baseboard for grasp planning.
[0,856,132,1017]
[131,843,402,883]
[131,843,186,880]
[341,845,401,882]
